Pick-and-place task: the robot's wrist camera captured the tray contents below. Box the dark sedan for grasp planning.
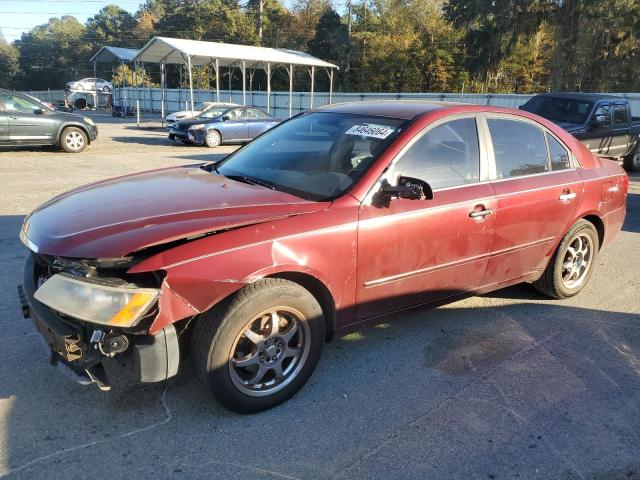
[169,106,281,147]
[0,89,97,153]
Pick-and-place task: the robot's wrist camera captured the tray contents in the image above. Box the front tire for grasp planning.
[533,219,599,299]
[102,86,111,93]
[204,129,221,148]
[60,127,88,153]
[191,279,325,413]
[623,149,640,172]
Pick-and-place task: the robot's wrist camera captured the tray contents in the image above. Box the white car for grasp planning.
[65,78,113,93]
[165,102,239,127]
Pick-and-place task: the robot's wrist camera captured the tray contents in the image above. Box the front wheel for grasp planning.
[191,279,325,413]
[623,149,640,172]
[532,219,599,299]
[204,129,221,148]
[102,86,111,93]
[60,127,88,153]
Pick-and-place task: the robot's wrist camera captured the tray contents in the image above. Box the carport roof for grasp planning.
[133,36,338,70]
[90,46,140,64]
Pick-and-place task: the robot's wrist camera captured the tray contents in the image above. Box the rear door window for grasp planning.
[393,117,480,189]
[546,133,571,170]
[488,118,549,179]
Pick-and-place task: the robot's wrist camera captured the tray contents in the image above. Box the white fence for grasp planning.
[22,88,640,117]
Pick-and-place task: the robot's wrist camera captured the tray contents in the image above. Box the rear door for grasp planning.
[483,115,584,286]
[246,108,275,138]
[356,115,497,319]
[0,93,57,143]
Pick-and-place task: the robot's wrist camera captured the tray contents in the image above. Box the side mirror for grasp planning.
[591,114,607,129]
[373,176,433,207]
[33,108,43,115]
[221,115,231,121]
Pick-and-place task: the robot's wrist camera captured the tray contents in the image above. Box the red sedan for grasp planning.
[19,102,628,412]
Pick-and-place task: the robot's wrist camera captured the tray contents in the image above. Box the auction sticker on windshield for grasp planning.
[345,124,395,139]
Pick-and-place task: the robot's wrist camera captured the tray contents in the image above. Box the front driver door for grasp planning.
[221,107,249,141]
[580,103,613,155]
[1,93,56,143]
[356,116,496,320]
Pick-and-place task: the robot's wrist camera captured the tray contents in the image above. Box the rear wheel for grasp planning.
[60,127,87,153]
[102,86,111,93]
[191,279,325,413]
[623,149,640,171]
[204,129,221,148]
[532,220,599,299]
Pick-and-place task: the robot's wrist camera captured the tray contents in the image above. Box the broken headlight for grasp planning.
[34,274,159,328]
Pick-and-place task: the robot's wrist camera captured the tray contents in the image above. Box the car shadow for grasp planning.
[110,136,178,146]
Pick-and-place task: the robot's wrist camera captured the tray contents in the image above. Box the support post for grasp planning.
[242,60,246,106]
[187,55,194,115]
[266,62,271,114]
[329,69,334,104]
[229,65,232,102]
[215,59,220,103]
[309,66,315,109]
[288,64,293,118]
[136,99,140,127]
[122,60,127,116]
[160,62,165,126]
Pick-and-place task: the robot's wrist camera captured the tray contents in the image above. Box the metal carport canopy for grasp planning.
[133,36,338,116]
[90,46,139,64]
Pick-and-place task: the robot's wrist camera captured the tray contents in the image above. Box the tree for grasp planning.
[308,9,349,89]
[15,16,92,90]
[85,5,138,49]
[0,32,20,88]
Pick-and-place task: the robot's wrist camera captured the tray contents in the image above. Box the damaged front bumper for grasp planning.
[19,255,180,391]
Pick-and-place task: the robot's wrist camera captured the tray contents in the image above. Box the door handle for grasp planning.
[9,115,18,120]
[559,192,576,201]
[469,208,493,218]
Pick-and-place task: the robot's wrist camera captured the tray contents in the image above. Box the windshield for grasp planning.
[194,102,210,111]
[521,97,593,124]
[216,112,406,201]
[197,107,230,119]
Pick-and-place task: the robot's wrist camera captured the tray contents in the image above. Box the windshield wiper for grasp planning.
[224,174,276,190]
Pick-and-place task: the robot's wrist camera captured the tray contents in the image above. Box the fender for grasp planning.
[55,121,92,145]
[130,200,360,333]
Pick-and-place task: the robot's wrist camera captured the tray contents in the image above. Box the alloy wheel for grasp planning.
[228,307,310,397]
[65,131,85,151]
[561,233,593,289]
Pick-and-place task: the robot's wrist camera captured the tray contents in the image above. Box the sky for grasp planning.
[0,0,144,42]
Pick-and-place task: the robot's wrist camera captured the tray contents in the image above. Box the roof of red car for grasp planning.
[317,100,457,119]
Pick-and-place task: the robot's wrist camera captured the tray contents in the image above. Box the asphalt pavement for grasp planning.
[0,114,638,479]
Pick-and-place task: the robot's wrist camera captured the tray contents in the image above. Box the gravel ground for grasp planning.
[0,113,639,480]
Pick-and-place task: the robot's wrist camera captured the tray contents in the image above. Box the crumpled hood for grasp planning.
[24,165,326,258]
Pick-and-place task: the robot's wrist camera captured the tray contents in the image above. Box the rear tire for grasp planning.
[102,86,111,93]
[191,278,325,413]
[60,127,88,153]
[204,129,221,148]
[623,149,640,171]
[532,220,599,299]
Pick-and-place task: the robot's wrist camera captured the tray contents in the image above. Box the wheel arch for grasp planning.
[265,271,336,342]
[205,127,223,143]
[57,123,91,145]
[582,214,605,250]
